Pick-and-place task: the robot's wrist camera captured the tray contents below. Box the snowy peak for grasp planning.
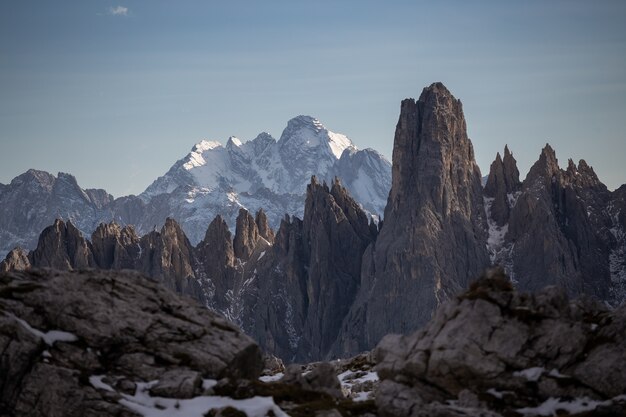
[279,115,355,159]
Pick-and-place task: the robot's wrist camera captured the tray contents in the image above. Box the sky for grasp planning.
[1,0,625,197]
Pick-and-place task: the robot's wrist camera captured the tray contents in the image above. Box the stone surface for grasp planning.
[374,267,626,416]
[0,268,263,416]
[28,219,95,270]
[0,247,30,272]
[233,208,261,261]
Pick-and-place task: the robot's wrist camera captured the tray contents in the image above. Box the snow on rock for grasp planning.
[516,395,626,416]
[6,312,78,346]
[338,370,379,402]
[90,376,289,417]
[259,373,284,383]
[513,367,544,382]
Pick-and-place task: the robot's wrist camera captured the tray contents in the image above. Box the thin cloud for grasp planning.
[108,6,129,16]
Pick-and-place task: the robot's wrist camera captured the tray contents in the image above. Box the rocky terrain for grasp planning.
[374,267,626,417]
[2,268,625,417]
[0,116,391,258]
[2,83,625,364]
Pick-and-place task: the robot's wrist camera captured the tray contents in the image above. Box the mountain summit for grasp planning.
[139,115,390,243]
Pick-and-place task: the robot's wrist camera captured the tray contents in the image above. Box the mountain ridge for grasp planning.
[0,116,392,257]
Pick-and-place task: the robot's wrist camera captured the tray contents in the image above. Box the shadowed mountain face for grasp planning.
[3,83,625,362]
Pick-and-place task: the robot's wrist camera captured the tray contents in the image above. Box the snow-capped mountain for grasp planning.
[138,115,391,244]
[0,116,391,256]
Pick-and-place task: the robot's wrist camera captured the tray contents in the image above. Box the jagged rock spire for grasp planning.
[233,208,260,261]
[335,82,490,356]
[255,209,275,244]
[485,146,521,226]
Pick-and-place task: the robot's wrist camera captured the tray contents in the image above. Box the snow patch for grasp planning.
[6,313,78,346]
[338,370,378,402]
[90,376,289,417]
[513,367,544,382]
[259,373,284,383]
[516,395,626,416]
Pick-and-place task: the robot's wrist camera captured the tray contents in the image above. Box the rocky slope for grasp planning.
[0,269,263,417]
[0,116,391,258]
[374,267,626,416]
[484,144,626,305]
[2,268,625,417]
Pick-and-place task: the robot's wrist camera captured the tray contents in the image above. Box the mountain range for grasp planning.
[0,115,391,258]
[2,83,625,363]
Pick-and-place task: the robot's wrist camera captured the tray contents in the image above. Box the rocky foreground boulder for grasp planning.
[0,269,263,416]
[375,268,626,417]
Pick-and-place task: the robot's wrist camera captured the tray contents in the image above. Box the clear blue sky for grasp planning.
[1,0,625,197]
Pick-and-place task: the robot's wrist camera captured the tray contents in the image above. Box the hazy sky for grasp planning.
[1,0,625,197]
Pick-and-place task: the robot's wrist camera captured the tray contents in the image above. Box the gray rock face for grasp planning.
[487,145,622,303]
[238,177,377,362]
[90,222,140,269]
[195,215,236,311]
[0,247,30,272]
[0,269,263,417]
[28,219,95,270]
[334,83,491,356]
[374,268,626,416]
[484,145,521,227]
[137,218,199,298]
[233,208,261,261]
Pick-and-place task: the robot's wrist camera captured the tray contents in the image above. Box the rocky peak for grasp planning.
[0,247,30,272]
[254,209,275,244]
[90,222,140,269]
[9,169,56,191]
[484,146,522,226]
[526,143,561,185]
[563,159,605,190]
[250,132,276,155]
[28,219,94,270]
[196,215,236,310]
[199,215,235,267]
[279,115,354,160]
[389,82,483,219]
[335,82,490,356]
[233,208,261,261]
[137,218,196,295]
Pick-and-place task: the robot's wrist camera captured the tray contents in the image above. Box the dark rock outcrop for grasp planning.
[335,83,491,356]
[484,145,521,227]
[0,247,30,273]
[90,222,140,269]
[0,269,263,417]
[196,215,236,311]
[255,208,275,244]
[233,208,261,261]
[28,219,95,270]
[137,218,199,297]
[374,268,626,416]
[503,146,616,300]
[239,177,376,362]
